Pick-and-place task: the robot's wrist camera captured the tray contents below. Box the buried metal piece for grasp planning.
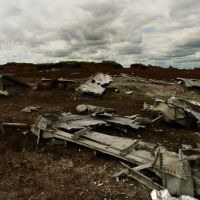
[2,122,27,127]
[76,104,114,114]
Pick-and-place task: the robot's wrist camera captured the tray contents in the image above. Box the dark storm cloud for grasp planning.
[178,38,200,49]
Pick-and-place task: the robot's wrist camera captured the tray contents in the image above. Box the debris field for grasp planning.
[0,62,200,200]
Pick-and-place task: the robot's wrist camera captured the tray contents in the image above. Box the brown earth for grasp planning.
[0,62,199,200]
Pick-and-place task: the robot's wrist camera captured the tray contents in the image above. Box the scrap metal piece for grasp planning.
[177,78,200,88]
[120,140,139,156]
[143,102,153,111]
[106,116,145,130]
[150,189,198,200]
[76,104,114,114]
[4,75,30,88]
[126,91,133,95]
[56,118,106,131]
[124,114,139,119]
[154,148,191,180]
[21,106,40,113]
[92,112,113,119]
[91,73,113,85]
[57,78,76,84]
[153,99,187,126]
[163,160,194,197]
[31,113,200,197]
[2,122,27,127]
[0,90,9,96]
[192,168,200,196]
[32,113,106,132]
[120,162,164,191]
[149,79,175,85]
[133,163,153,171]
[152,97,200,128]
[73,127,92,140]
[114,162,153,179]
[77,73,112,96]
[0,73,30,96]
[37,77,76,90]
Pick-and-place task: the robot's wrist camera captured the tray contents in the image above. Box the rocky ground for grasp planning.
[0,62,199,200]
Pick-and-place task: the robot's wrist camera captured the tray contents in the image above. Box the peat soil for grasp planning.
[0,63,199,200]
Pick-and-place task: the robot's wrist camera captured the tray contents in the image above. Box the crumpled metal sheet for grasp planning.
[76,104,114,114]
[56,118,107,130]
[0,90,9,96]
[78,82,105,95]
[78,73,112,95]
[177,78,200,88]
[106,116,145,129]
[31,112,200,196]
[152,97,200,128]
[150,189,197,200]
[91,73,112,85]
[31,112,145,135]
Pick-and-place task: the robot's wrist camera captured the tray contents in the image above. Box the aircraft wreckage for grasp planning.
[0,73,30,96]
[145,97,200,128]
[177,78,200,89]
[37,77,76,90]
[30,107,200,198]
[77,73,113,95]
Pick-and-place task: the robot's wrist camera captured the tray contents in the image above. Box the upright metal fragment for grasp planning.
[77,73,112,96]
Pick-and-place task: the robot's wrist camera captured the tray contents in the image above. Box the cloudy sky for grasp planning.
[0,0,200,68]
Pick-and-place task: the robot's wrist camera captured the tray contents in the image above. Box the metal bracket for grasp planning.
[120,140,139,156]
[73,127,92,140]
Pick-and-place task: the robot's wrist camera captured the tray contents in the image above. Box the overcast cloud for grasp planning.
[0,0,200,68]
